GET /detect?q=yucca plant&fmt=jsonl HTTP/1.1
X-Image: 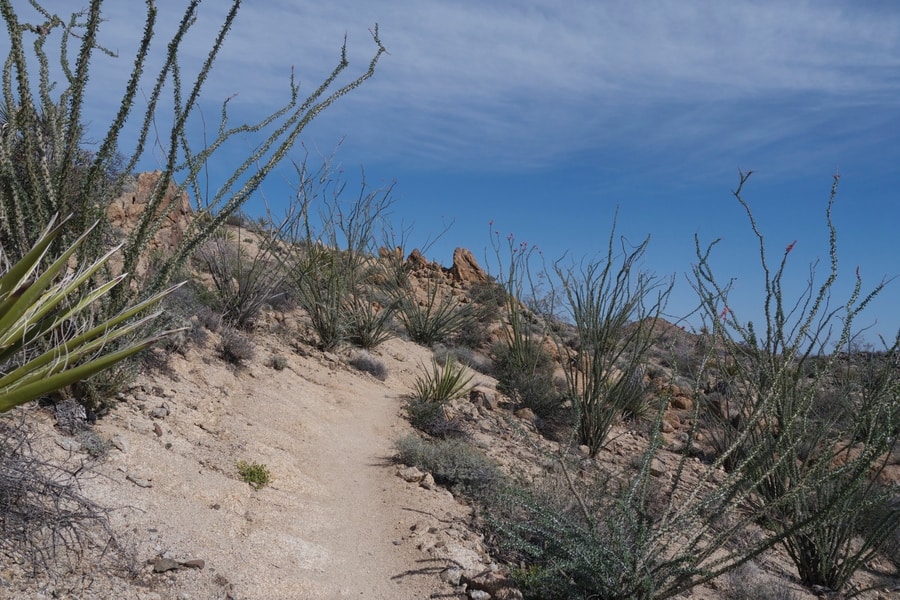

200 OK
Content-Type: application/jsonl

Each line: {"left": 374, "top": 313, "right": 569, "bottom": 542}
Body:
{"left": 412, "top": 356, "right": 474, "bottom": 405}
{"left": 0, "top": 214, "right": 181, "bottom": 413}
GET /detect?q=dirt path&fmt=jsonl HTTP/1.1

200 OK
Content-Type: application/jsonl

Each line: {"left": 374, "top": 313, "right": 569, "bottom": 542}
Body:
{"left": 6, "top": 336, "right": 472, "bottom": 599}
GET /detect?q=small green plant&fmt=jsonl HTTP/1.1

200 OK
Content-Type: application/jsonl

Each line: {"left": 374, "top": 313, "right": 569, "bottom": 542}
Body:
{"left": 75, "top": 430, "right": 112, "bottom": 459}
{"left": 412, "top": 356, "right": 473, "bottom": 404}
{"left": 236, "top": 460, "right": 271, "bottom": 489}
{"left": 269, "top": 354, "right": 288, "bottom": 371}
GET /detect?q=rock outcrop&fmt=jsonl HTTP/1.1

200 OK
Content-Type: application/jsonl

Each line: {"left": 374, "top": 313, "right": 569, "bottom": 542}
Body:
{"left": 106, "top": 171, "right": 193, "bottom": 276}
{"left": 448, "top": 247, "right": 489, "bottom": 284}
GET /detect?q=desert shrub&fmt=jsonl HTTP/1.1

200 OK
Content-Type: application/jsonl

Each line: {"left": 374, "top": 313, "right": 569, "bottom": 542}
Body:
{"left": 405, "top": 355, "right": 472, "bottom": 437}
{"left": 194, "top": 218, "right": 293, "bottom": 330}
{"left": 553, "top": 220, "right": 671, "bottom": 456}
{"left": 492, "top": 337, "right": 562, "bottom": 417}
{"left": 483, "top": 176, "right": 900, "bottom": 599}
{"left": 75, "top": 430, "right": 112, "bottom": 459}
{"left": 289, "top": 160, "right": 397, "bottom": 350}
{"left": 269, "top": 355, "right": 288, "bottom": 371}
{"left": 345, "top": 295, "right": 397, "bottom": 350}
{"left": 488, "top": 466, "right": 666, "bottom": 600}
{"left": 723, "top": 564, "right": 800, "bottom": 600}
{"left": 396, "top": 279, "right": 478, "bottom": 345}
{"left": 349, "top": 351, "right": 389, "bottom": 381}
{"left": 405, "top": 398, "right": 461, "bottom": 437}
{"left": 433, "top": 344, "right": 493, "bottom": 375}
{"left": 412, "top": 356, "right": 473, "bottom": 404}
{"left": 293, "top": 245, "right": 354, "bottom": 350}
{"left": 692, "top": 172, "right": 900, "bottom": 592}
{"left": 394, "top": 435, "right": 503, "bottom": 494}
{"left": 468, "top": 279, "right": 509, "bottom": 320}
{"left": 217, "top": 328, "right": 255, "bottom": 365}
{"left": 236, "top": 460, "right": 271, "bottom": 489}
{"left": 0, "top": 417, "right": 124, "bottom": 575}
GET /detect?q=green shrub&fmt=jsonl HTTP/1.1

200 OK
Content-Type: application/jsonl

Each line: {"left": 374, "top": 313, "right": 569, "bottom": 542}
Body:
{"left": 195, "top": 223, "right": 292, "bottom": 330}
{"left": 412, "top": 356, "right": 473, "bottom": 404}
{"left": 553, "top": 219, "right": 671, "bottom": 456}
{"left": 692, "top": 172, "right": 900, "bottom": 592}
{"left": 396, "top": 280, "right": 478, "bottom": 345}
{"left": 236, "top": 460, "right": 271, "bottom": 489}
{"left": 345, "top": 294, "right": 397, "bottom": 350}
{"left": 269, "top": 354, "right": 288, "bottom": 371}
{"left": 394, "top": 435, "right": 502, "bottom": 494}
{"left": 492, "top": 337, "right": 562, "bottom": 417}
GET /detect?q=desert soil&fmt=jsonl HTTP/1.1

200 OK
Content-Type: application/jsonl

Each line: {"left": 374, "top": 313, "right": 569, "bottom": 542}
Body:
{"left": 2, "top": 333, "right": 483, "bottom": 599}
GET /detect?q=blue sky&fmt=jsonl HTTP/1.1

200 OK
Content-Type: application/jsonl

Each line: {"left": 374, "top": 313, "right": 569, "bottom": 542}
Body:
{"left": 10, "top": 1, "right": 900, "bottom": 344}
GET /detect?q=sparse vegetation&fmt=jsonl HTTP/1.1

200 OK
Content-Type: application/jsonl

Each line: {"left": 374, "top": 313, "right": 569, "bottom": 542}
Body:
{"left": 349, "top": 351, "right": 389, "bottom": 381}
{"left": 396, "top": 279, "right": 478, "bottom": 345}
{"left": 236, "top": 460, "right": 271, "bottom": 489}
{"left": 217, "top": 327, "right": 255, "bottom": 366}
{"left": 553, "top": 219, "right": 671, "bottom": 455}
{"left": 0, "top": 417, "right": 124, "bottom": 577}
{"left": 394, "top": 435, "right": 503, "bottom": 494}
{"left": 0, "top": 0, "right": 386, "bottom": 401}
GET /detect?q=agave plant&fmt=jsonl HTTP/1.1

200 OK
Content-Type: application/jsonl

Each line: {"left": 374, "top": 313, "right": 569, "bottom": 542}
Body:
{"left": 0, "top": 214, "right": 182, "bottom": 413}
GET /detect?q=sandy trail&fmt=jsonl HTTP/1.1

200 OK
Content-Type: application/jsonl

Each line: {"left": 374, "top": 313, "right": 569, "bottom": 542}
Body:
{"left": 8, "top": 336, "right": 467, "bottom": 600}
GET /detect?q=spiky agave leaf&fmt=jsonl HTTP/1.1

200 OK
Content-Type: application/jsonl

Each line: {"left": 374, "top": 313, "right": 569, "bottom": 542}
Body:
{"left": 0, "top": 214, "right": 184, "bottom": 413}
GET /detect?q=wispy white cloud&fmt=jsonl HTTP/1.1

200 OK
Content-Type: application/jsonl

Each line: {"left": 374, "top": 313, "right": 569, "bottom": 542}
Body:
{"left": 7, "top": 1, "right": 900, "bottom": 175}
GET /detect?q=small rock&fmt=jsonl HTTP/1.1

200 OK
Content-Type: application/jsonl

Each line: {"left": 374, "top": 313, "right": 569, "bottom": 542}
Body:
{"left": 398, "top": 466, "right": 425, "bottom": 483}
{"left": 670, "top": 395, "right": 693, "bottom": 411}
{"left": 153, "top": 423, "right": 163, "bottom": 437}
{"left": 420, "top": 473, "right": 437, "bottom": 490}
{"left": 134, "top": 392, "right": 151, "bottom": 403}
{"left": 440, "top": 567, "right": 463, "bottom": 586}
{"left": 464, "top": 572, "right": 514, "bottom": 596}
{"left": 649, "top": 458, "right": 667, "bottom": 477}
{"left": 150, "top": 406, "right": 169, "bottom": 419}
{"left": 151, "top": 557, "right": 180, "bottom": 573}
{"left": 127, "top": 474, "right": 153, "bottom": 488}
{"left": 180, "top": 559, "right": 205, "bottom": 570}
{"left": 470, "top": 386, "right": 498, "bottom": 410}
{"left": 577, "top": 444, "right": 591, "bottom": 457}
{"left": 514, "top": 408, "right": 535, "bottom": 422}
{"left": 468, "top": 591, "right": 491, "bottom": 600}
{"left": 111, "top": 435, "right": 129, "bottom": 452}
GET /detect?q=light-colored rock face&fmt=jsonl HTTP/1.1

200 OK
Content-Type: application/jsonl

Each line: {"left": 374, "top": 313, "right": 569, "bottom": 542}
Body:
{"left": 106, "top": 170, "right": 193, "bottom": 277}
